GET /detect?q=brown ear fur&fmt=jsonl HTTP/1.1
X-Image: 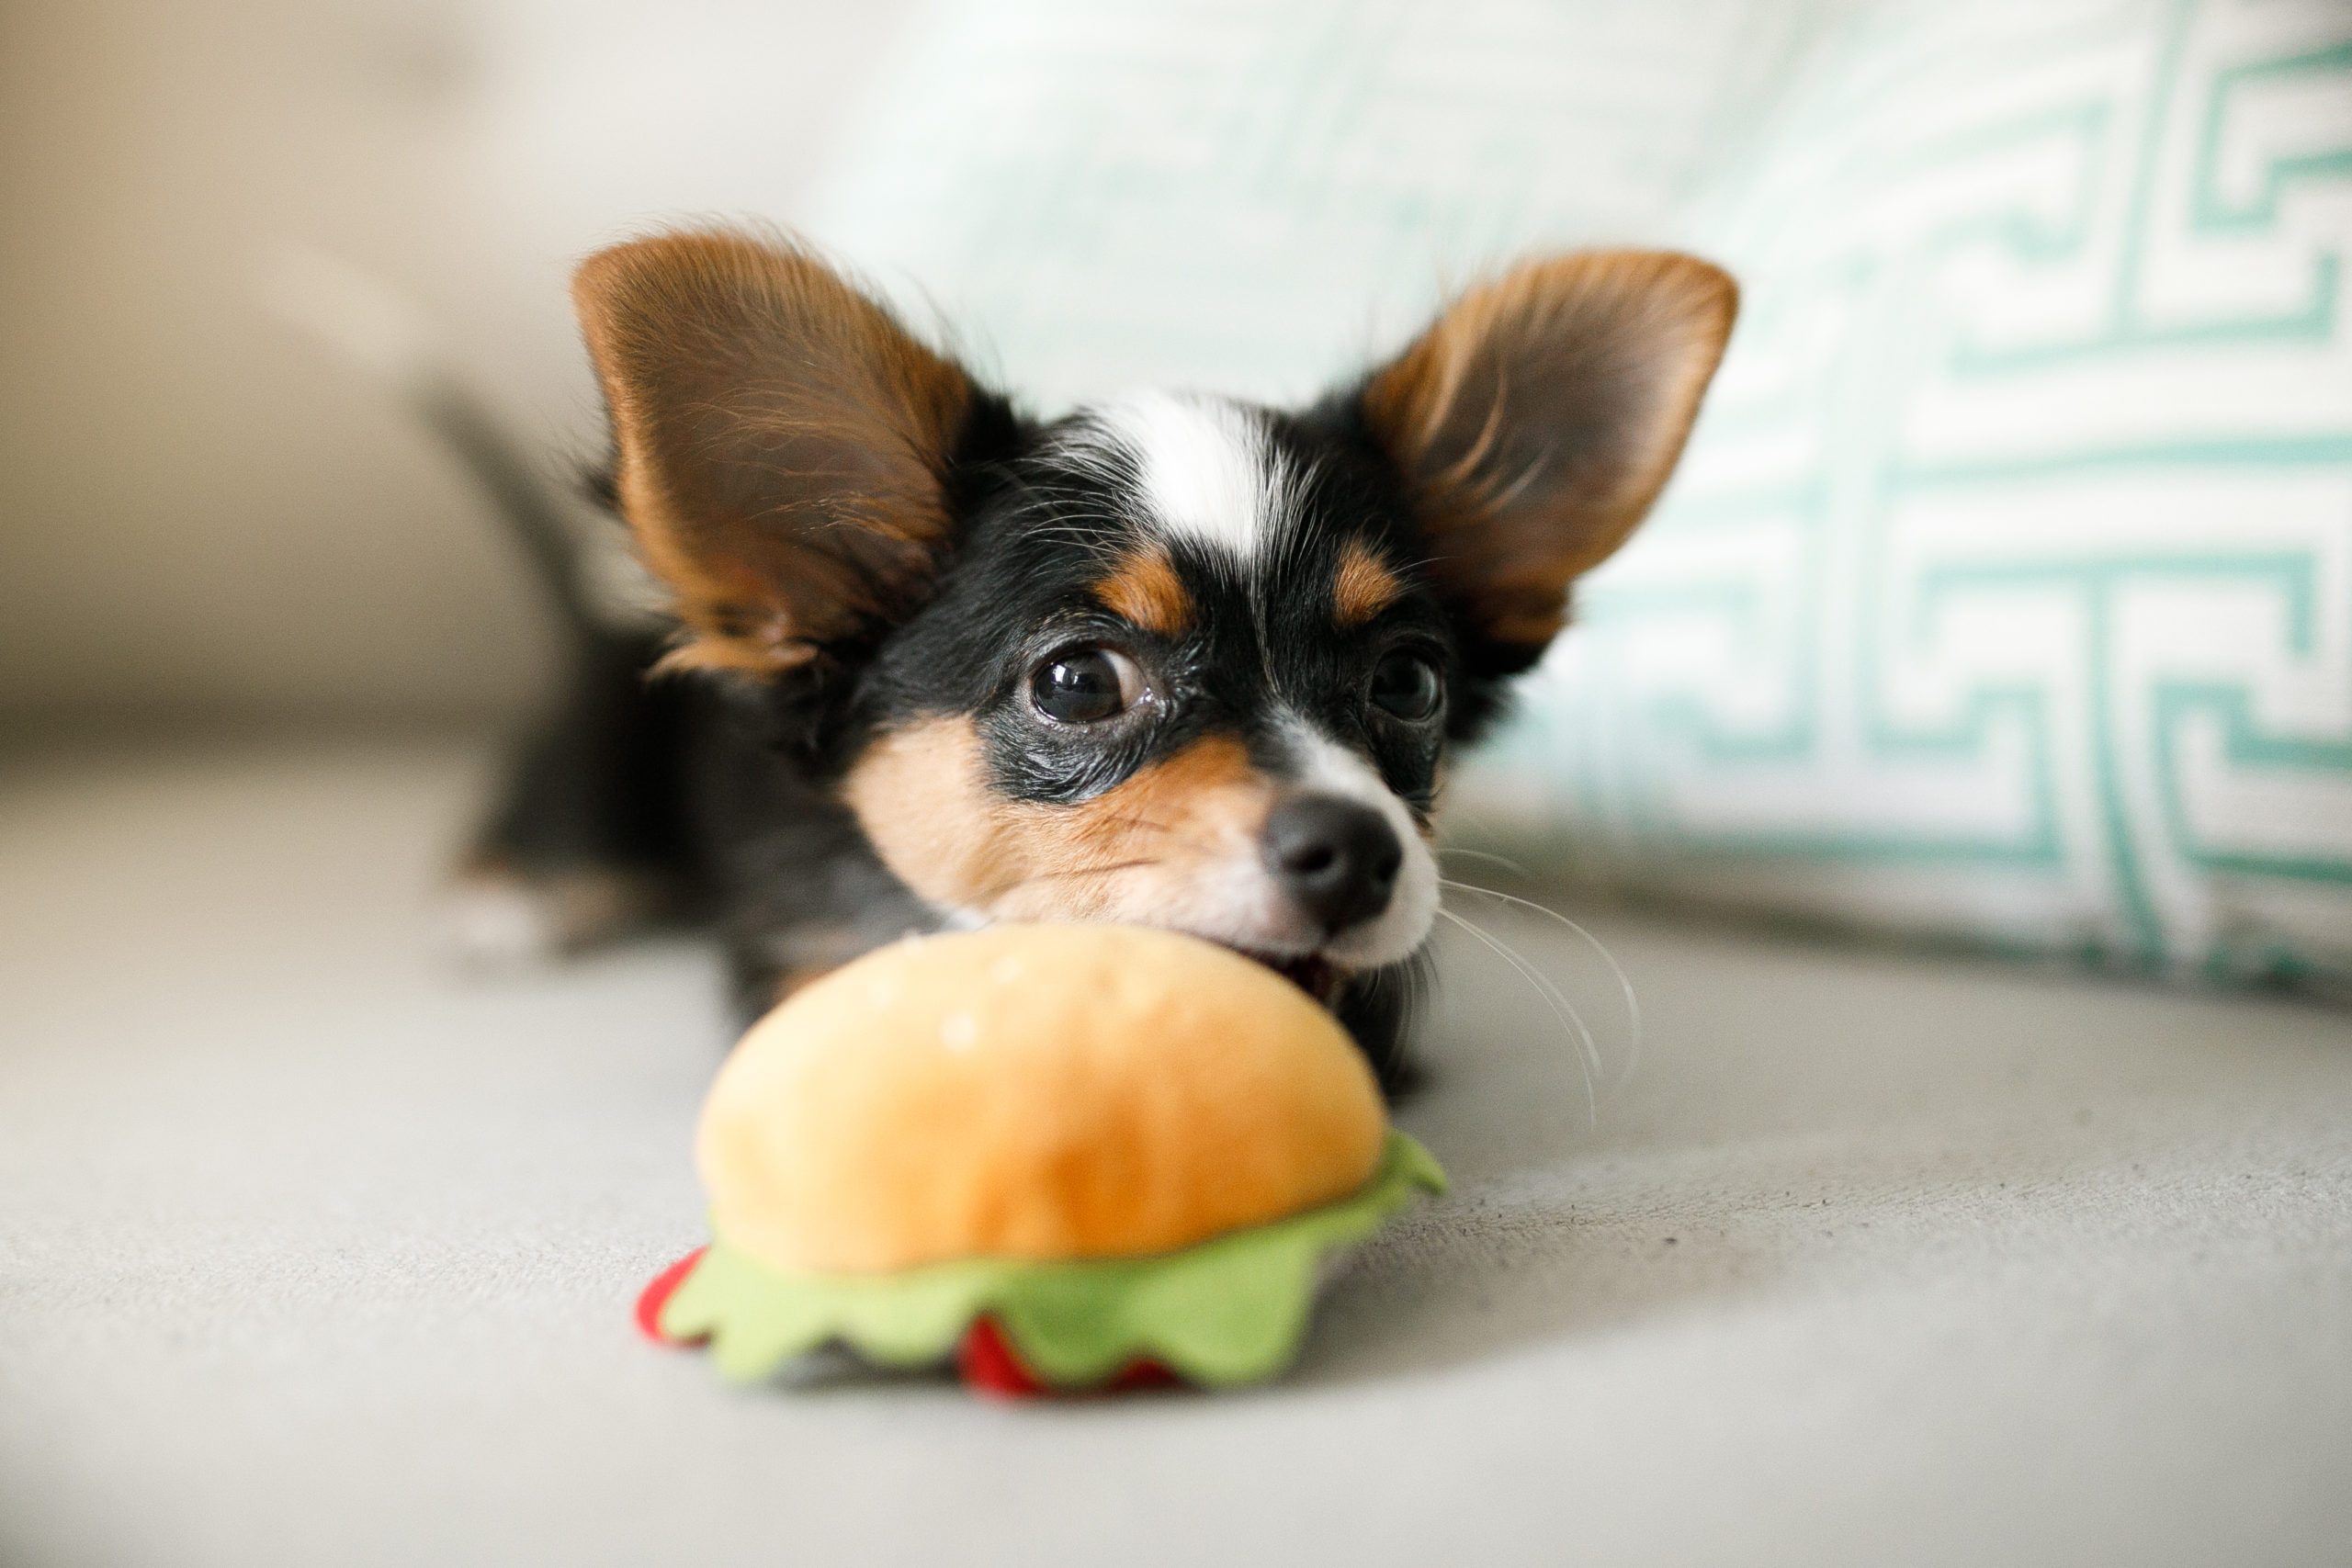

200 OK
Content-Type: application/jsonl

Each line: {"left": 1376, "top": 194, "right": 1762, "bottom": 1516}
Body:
{"left": 1363, "top": 251, "right": 1737, "bottom": 655}
{"left": 571, "top": 229, "right": 978, "bottom": 675}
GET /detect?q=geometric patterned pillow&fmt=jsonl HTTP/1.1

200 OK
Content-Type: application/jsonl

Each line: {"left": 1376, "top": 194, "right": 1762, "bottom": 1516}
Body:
{"left": 1464, "top": 0, "right": 2352, "bottom": 989}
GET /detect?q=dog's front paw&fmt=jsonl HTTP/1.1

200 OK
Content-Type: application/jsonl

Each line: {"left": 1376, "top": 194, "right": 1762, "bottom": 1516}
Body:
{"left": 435, "top": 860, "right": 669, "bottom": 969}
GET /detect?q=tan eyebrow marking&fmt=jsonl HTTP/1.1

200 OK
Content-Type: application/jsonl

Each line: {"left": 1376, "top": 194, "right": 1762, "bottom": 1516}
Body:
{"left": 1332, "top": 541, "right": 1403, "bottom": 626}
{"left": 1090, "top": 544, "right": 1193, "bottom": 636}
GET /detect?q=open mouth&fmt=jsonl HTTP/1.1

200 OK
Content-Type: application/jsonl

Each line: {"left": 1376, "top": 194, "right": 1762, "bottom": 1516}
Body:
{"left": 1227, "top": 946, "right": 1342, "bottom": 1007}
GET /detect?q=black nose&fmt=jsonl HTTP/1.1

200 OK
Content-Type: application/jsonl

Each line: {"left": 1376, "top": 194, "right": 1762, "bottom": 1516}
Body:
{"left": 1261, "top": 794, "right": 1404, "bottom": 933}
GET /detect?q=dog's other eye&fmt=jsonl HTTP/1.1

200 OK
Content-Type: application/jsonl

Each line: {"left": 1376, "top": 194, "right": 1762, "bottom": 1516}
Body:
{"left": 1369, "top": 649, "right": 1443, "bottom": 722}
{"left": 1030, "top": 645, "right": 1146, "bottom": 725}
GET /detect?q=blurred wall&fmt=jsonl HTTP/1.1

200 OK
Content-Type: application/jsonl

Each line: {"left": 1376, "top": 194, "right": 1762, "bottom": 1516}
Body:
{"left": 0, "top": 0, "right": 916, "bottom": 725}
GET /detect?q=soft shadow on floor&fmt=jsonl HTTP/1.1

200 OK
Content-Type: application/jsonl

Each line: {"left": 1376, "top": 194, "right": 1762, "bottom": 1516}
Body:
{"left": 1277, "top": 891, "right": 2352, "bottom": 1389}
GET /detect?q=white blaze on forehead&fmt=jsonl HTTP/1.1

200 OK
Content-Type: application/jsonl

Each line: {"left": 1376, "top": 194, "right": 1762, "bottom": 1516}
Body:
{"left": 1080, "top": 390, "right": 1293, "bottom": 566}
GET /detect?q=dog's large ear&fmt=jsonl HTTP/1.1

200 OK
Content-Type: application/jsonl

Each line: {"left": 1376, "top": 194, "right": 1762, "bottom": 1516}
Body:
{"left": 572, "top": 229, "right": 1001, "bottom": 676}
{"left": 1358, "top": 252, "right": 1736, "bottom": 673}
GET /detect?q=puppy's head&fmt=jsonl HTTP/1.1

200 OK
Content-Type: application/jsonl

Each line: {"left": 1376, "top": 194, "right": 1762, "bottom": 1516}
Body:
{"left": 573, "top": 230, "right": 1734, "bottom": 998}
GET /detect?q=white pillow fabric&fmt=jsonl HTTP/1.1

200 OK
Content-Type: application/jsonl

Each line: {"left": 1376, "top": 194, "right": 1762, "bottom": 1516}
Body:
{"left": 808, "top": 0, "right": 1822, "bottom": 405}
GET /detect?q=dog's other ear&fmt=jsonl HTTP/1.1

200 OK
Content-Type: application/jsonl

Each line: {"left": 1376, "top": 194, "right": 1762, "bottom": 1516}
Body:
{"left": 1358, "top": 251, "right": 1736, "bottom": 675}
{"left": 573, "top": 229, "right": 1002, "bottom": 676}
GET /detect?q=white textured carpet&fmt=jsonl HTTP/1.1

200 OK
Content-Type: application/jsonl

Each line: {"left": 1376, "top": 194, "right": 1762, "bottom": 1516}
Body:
{"left": 4, "top": 736, "right": 2349, "bottom": 1568}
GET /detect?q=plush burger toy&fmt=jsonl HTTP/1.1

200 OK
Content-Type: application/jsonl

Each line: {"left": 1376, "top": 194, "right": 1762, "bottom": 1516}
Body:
{"left": 637, "top": 923, "right": 1445, "bottom": 1395}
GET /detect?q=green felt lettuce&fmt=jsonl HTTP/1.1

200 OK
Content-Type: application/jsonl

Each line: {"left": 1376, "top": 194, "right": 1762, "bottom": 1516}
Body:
{"left": 662, "top": 1131, "right": 1445, "bottom": 1388}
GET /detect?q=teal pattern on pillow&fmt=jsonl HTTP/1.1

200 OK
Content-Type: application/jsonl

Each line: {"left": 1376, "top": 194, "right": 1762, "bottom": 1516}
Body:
{"left": 1469, "top": 0, "right": 2352, "bottom": 984}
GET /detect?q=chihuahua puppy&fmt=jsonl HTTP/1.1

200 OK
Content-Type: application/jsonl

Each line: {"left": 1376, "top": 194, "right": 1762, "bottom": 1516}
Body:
{"left": 453, "top": 228, "right": 1734, "bottom": 1087}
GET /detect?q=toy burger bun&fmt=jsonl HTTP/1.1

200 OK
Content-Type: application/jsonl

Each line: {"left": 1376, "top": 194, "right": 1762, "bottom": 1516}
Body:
{"left": 703, "top": 923, "right": 1392, "bottom": 1272}
{"left": 640, "top": 923, "right": 1444, "bottom": 1394}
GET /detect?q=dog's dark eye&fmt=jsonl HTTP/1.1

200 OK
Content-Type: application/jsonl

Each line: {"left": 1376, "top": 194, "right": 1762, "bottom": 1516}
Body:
{"left": 1369, "top": 650, "right": 1442, "bottom": 722}
{"left": 1030, "top": 646, "right": 1146, "bottom": 725}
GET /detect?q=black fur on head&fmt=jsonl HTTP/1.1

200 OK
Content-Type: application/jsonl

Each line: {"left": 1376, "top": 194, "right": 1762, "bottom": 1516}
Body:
{"left": 571, "top": 226, "right": 1735, "bottom": 1033}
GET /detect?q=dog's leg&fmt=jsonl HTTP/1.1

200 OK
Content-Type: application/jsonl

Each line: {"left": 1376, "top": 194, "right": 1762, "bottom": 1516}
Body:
{"left": 442, "top": 629, "right": 694, "bottom": 965}
{"left": 1334, "top": 958, "right": 1430, "bottom": 1100}
{"left": 710, "top": 832, "right": 944, "bottom": 1032}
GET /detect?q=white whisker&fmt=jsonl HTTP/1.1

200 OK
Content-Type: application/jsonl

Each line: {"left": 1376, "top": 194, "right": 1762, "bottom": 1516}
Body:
{"left": 1438, "top": 878, "right": 1643, "bottom": 1089}
{"left": 1435, "top": 905, "right": 1598, "bottom": 1128}
{"left": 1438, "top": 845, "right": 1532, "bottom": 879}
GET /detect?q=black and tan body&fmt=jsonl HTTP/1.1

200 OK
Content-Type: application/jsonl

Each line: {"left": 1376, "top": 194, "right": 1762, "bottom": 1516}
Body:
{"left": 458, "top": 229, "right": 1736, "bottom": 1087}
